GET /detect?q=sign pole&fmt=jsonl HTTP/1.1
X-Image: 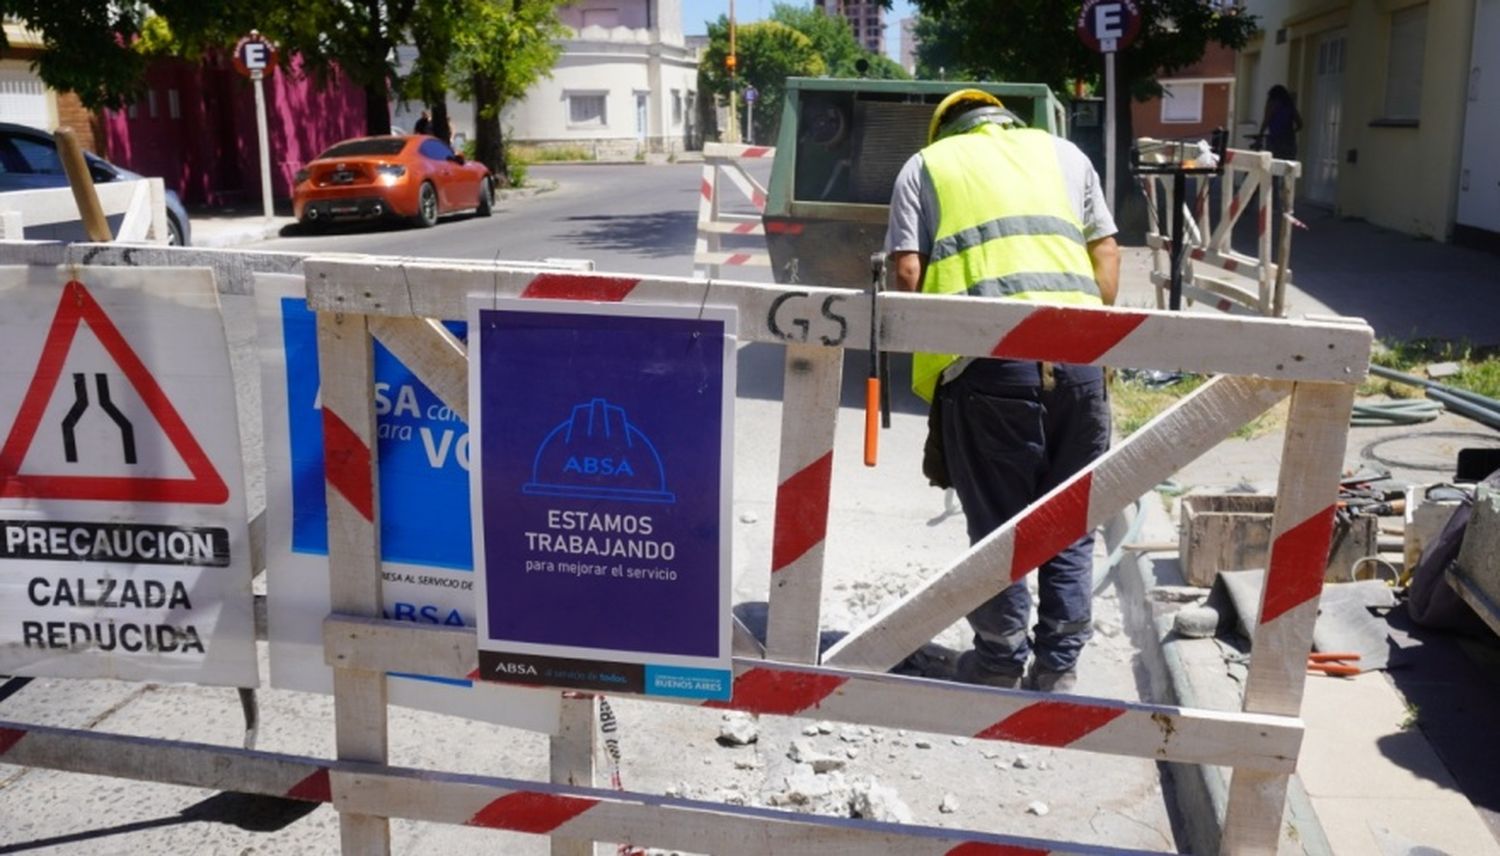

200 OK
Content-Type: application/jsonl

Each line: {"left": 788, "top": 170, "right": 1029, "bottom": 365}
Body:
{"left": 252, "top": 69, "right": 273, "bottom": 222}
{"left": 746, "top": 96, "right": 754, "bottom": 146}
{"left": 1104, "top": 49, "right": 1117, "bottom": 215}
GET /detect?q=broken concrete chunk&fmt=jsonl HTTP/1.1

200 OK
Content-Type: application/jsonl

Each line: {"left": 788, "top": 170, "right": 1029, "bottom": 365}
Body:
{"left": 1026, "top": 801, "right": 1050, "bottom": 816}
{"left": 801, "top": 724, "right": 821, "bottom": 736}
{"left": 1012, "top": 753, "right": 1032, "bottom": 769}
{"left": 848, "top": 779, "right": 914, "bottom": 824}
{"left": 1174, "top": 605, "right": 1221, "bottom": 638}
{"left": 914, "top": 739, "right": 933, "bottom": 749}
{"left": 940, "top": 793, "right": 959, "bottom": 814}
{"left": 816, "top": 721, "right": 834, "bottom": 734}
{"left": 717, "top": 712, "right": 759, "bottom": 746}
{"left": 950, "top": 736, "right": 968, "bottom": 746}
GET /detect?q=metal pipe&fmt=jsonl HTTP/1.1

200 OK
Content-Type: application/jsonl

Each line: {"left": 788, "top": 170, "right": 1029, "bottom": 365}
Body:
{"left": 1424, "top": 389, "right": 1500, "bottom": 431}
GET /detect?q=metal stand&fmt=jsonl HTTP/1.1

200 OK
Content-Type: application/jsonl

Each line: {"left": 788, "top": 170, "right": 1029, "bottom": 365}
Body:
{"left": 1131, "top": 130, "right": 1228, "bottom": 311}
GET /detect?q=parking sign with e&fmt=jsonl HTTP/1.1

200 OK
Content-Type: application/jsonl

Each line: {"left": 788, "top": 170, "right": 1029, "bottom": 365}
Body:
{"left": 1076, "top": 0, "right": 1141, "bottom": 54}
{"left": 233, "top": 32, "right": 277, "bottom": 78}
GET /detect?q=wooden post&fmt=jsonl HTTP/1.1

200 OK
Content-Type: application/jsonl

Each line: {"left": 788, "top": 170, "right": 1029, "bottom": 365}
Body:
{"left": 316, "top": 311, "right": 391, "bottom": 854}
{"left": 54, "top": 128, "right": 112, "bottom": 242}
{"left": 764, "top": 344, "right": 842, "bottom": 663}
{"left": 1220, "top": 381, "right": 1356, "bottom": 855}
{"left": 551, "top": 694, "right": 598, "bottom": 856}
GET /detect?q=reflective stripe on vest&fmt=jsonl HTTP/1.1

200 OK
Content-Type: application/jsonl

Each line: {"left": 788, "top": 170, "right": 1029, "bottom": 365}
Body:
{"left": 912, "top": 124, "right": 1101, "bottom": 402}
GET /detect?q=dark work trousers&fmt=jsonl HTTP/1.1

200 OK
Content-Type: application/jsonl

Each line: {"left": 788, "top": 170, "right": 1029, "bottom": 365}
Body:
{"left": 937, "top": 358, "right": 1111, "bottom": 675}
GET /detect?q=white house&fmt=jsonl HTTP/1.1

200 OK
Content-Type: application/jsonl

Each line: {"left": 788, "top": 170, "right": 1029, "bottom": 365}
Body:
{"left": 502, "top": 0, "right": 701, "bottom": 159}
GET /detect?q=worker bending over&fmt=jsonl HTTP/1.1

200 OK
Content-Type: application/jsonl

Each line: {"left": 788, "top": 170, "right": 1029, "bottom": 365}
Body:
{"left": 885, "top": 89, "right": 1121, "bottom": 692}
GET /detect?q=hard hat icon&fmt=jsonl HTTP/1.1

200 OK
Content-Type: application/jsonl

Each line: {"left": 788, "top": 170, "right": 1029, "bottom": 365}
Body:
{"left": 523, "top": 398, "right": 676, "bottom": 504}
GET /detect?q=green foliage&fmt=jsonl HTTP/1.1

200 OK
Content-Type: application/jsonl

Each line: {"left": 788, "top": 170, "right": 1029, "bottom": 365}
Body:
{"left": 1364, "top": 339, "right": 1500, "bottom": 400}
{"left": 910, "top": 1, "right": 1257, "bottom": 97}
{"left": 700, "top": 18, "right": 827, "bottom": 143}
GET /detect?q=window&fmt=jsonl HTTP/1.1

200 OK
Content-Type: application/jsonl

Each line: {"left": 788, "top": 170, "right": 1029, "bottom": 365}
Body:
{"left": 1160, "top": 81, "right": 1204, "bottom": 123}
{"left": 672, "top": 89, "right": 683, "bottom": 125}
{"left": 147, "top": 89, "right": 158, "bottom": 119}
{"left": 1382, "top": 4, "right": 1426, "bottom": 121}
{"left": 0, "top": 133, "right": 64, "bottom": 175}
{"left": 419, "top": 138, "right": 456, "bottom": 161}
{"left": 168, "top": 89, "right": 181, "bottom": 119}
{"left": 568, "top": 92, "right": 608, "bottom": 127}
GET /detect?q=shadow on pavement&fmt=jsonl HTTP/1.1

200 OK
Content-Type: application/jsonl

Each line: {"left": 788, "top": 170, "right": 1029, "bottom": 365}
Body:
{"left": 0, "top": 791, "right": 321, "bottom": 853}
{"left": 557, "top": 211, "right": 698, "bottom": 260}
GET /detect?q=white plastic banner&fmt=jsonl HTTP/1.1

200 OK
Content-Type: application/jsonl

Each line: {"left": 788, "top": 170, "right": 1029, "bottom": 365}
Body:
{"left": 256, "top": 274, "right": 560, "bottom": 733}
{"left": 0, "top": 265, "right": 257, "bottom": 686}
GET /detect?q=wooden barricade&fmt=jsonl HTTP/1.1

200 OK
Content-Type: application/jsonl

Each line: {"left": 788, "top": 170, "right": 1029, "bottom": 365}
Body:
{"left": 0, "top": 241, "right": 1374, "bottom": 855}
{"left": 1137, "top": 139, "right": 1302, "bottom": 318}
{"left": 0, "top": 178, "right": 170, "bottom": 243}
{"left": 693, "top": 142, "right": 774, "bottom": 279}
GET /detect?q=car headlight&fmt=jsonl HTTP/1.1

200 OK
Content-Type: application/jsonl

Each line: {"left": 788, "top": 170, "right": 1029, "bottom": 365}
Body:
{"left": 376, "top": 164, "right": 406, "bottom": 185}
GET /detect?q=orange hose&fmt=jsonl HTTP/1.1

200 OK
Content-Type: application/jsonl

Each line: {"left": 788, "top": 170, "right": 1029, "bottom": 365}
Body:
{"left": 864, "top": 377, "right": 879, "bottom": 467}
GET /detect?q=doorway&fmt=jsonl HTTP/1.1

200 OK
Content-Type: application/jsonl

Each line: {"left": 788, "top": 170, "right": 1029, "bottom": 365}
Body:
{"left": 1304, "top": 29, "right": 1346, "bottom": 206}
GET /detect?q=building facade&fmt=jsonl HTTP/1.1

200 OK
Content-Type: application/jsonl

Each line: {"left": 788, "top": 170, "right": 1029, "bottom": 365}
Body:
{"left": 1237, "top": 0, "right": 1492, "bottom": 244}
{"left": 899, "top": 17, "right": 917, "bottom": 75}
{"left": 500, "top": 0, "right": 701, "bottom": 159}
{"left": 1131, "top": 42, "right": 1238, "bottom": 147}
{"left": 1, "top": 22, "right": 98, "bottom": 151}
{"left": 815, "top": 0, "right": 885, "bottom": 54}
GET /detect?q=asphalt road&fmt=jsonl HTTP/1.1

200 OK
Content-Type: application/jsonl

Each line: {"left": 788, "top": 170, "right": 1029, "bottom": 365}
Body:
{"left": 256, "top": 163, "right": 773, "bottom": 280}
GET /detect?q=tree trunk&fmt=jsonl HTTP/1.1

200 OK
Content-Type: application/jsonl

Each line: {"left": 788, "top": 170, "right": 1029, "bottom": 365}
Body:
{"left": 473, "top": 72, "right": 506, "bottom": 181}
{"left": 431, "top": 99, "right": 453, "bottom": 146}
{"left": 365, "top": 82, "right": 392, "bottom": 136}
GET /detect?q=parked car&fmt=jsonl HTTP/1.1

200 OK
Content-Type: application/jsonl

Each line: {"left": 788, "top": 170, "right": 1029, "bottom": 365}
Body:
{"left": 0, "top": 122, "right": 190, "bottom": 245}
{"left": 292, "top": 135, "right": 493, "bottom": 229}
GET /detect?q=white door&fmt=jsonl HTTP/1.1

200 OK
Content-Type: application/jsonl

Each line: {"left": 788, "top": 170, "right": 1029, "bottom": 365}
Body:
{"left": 0, "top": 66, "right": 52, "bottom": 131}
{"left": 635, "top": 93, "right": 648, "bottom": 143}
{"left": 1305, "top": 30, "right": 1346, "bottom": 206}
{"left": 1458, "top": 0, "right": 1500, "bottom": 233}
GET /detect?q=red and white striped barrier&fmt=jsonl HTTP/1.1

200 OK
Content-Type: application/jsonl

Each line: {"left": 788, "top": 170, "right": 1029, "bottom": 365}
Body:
{"left": 694, "top": 143, "right": 774, "bottom": 278}
{"left": 1137, "top": 139, "right": 1302, "bottom": 318}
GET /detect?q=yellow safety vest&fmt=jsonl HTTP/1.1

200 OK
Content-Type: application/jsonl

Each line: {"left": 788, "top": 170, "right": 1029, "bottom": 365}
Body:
{"left": 912, "top": 123, "right": 1102, "bottom": 402}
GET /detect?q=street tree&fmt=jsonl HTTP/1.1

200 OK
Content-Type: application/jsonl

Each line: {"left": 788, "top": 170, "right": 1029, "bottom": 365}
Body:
{"left": 451, "top": 0, "right": 567, "bottom": 183}
{"left": 910, "top": 0, "right": 1257, "bottom": 222}
{"left": 699, "top": 19, "right": 826, "bottom": 144}
{"left": 769, "top": 4, "right": 909, "bottom": 80}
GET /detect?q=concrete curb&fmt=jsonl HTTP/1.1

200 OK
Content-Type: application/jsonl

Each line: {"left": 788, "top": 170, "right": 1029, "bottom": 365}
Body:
{"left": 1112, "top": 496, "right": 1333, "bottom": 856}
{"left": 191, "top": 218, "right": 293, "bottom": 249}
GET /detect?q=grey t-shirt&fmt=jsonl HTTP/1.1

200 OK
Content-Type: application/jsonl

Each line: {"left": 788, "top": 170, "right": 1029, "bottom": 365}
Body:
{"left": 884, "top": 133, "right": 1117, "bottom": 256}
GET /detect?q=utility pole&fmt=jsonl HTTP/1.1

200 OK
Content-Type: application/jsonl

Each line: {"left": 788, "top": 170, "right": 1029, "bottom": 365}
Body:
{"left": 727, "top": 0, "right": 741, "bottom": 143}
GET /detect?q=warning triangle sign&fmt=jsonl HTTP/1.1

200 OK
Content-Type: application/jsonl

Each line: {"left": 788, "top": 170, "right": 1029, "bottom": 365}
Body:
{"left": 0, "top": 280, "right": 229, "bottom": 505}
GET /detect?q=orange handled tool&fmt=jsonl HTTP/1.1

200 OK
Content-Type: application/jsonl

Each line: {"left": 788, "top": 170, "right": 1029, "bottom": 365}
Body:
{"left": 1307, "top": 652, "right": 1361, "bottom": 677}
{"left": 864, "top": 253, "right": 885, "bottom": 467}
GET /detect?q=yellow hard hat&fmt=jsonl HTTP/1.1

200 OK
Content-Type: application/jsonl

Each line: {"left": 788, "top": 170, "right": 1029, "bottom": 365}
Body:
{"left": 928, "top": 88, "right": 1006, "bottom": 145}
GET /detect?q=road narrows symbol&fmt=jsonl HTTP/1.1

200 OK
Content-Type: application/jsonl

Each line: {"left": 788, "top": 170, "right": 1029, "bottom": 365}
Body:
{"left": 0, "top": 280, "right": 227, "bottom": 504}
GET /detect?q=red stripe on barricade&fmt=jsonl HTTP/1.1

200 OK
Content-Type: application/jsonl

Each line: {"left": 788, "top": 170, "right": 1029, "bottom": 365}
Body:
{"left": 700, "top": 179, "right": 712, "bottom": 201}
{"left": 1224, "top": 258, "right": 1239, "bottom": 272}
{"left": 1011, "top": 475, "right": 1093, "bottom": 582}
{"left": 946, "top": 843, "right": 1049, "bottom": 856}
{"left": 1259, "top": 205, "right": 1269, "bottom": 236}
{"left": 467, "top": 791, "right": 598, "bottom": 833}
{"left": 521, "top": 274, "right": 639, "bottom": 302}
{"left": 732, "top": 222, "right": 758, "bottom": 234}
{"left": 742, "top": 146, "right": 772, "bottom": 158}
{"left": 765, "top": 220, "right": 804, "bottom": 235}
{"left": 284, "top": 768, "right": 332, "bottom": 802}
{"left": 704, "top": 668, "right": 846, "bottom": 716}
{"left": 1230, "top": 198, "right": 1242, "bottom": 219}
{"left": 752, "top": 191, "right": 766, "bottom": 210}
{"left": 1217, "top": 299, "right": 1234, "bottom": 312}
{"left": 1261, "top": 505, "right": 1336, "bottom": 624}
{"left": 322, "top": 409, "right": 373, "bottom": 522}
{"left": 0, "top": 726, "right": 24, "bottom": 755}
{"left": 990, "top": 307, "right": 1147, "bottom": 364}
{"left": 771, "top": 452, "right": 833, "bottom": 572}
{"left": 1190, "top": 248, "right": 1204, "bottom": 261}
{"left": 974, "top": 701, "right": 1125, "bottom": 747}
{"left": 725, "top": 253, "right": 752, "bottom": 266}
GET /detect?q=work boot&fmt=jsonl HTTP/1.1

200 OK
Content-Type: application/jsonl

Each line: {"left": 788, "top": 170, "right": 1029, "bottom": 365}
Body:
{"left": 1025, "top": 666, "right": 1077, "bottom": 694}
{"left": 954, "top": 650, "right": 1023, "bottom": 689}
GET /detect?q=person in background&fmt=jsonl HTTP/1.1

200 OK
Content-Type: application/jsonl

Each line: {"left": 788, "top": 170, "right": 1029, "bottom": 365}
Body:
{"left": 884, "top": 89, "right": 1120, "bottom": 693}
{"left": 1258, "top": 85, "right": 1302, "bottom": 160}
{"left": 414, "top": 109, "right": 432, "bottom": 136}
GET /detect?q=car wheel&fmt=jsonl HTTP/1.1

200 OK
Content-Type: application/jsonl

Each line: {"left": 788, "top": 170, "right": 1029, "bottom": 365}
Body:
{"left": 476, "top": 178, "right": 493, "bottom": 217}
{"left": 167, "top": 214, "right": 186, "bottom": 246}
{"left": 414, "top": 181, "right": 439, "bottom": 228}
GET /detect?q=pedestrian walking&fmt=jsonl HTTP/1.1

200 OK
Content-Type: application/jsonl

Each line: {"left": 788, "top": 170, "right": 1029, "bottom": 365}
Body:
{"left": 885, "top": 89, "right": 1121, "bottom": 692}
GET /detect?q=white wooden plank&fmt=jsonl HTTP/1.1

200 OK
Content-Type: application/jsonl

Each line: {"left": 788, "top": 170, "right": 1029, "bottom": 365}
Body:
{"left": 368, "top": 315, "right": 469, "bottom": 423}
{"left": 0, "top": 243, "right": 306, "bottom": 295}
{"left": 551, "top": 695, "right": 598, "bottom": 856}
{"left": 114, "top": 179, "right": 154, "bottom": 242}
{"left": 316, "top": 310, "right": 391, "bottom": 854}
{"left": 303, "top": 258, "right": 1373, "bottom": 383}
{"left": 821, "top": 376, "right": 1293, "bottom": 673}
{"left": 319, "top": 616, "right": 1304, "bottom": 773}
{"left": 765, "top": 344, "right": 842, "bottom": 664}
{"left": 0, "top": 180, "right": 151, "bottom": 228}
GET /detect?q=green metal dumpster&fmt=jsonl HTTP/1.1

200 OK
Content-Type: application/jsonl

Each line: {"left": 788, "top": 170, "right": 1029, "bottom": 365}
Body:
{"left": 763, "top": 77, "right": 1068, "bottom": 288}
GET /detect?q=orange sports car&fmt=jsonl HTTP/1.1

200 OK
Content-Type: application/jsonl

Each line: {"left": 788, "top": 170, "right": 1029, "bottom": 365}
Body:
{"left": 292, "top": 135, "right": 493, "bottom": 229}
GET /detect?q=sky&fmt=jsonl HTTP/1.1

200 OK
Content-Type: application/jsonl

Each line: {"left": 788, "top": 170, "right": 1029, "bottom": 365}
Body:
{"left": 680, "top": 0, "right": 917, "bottom": 63}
